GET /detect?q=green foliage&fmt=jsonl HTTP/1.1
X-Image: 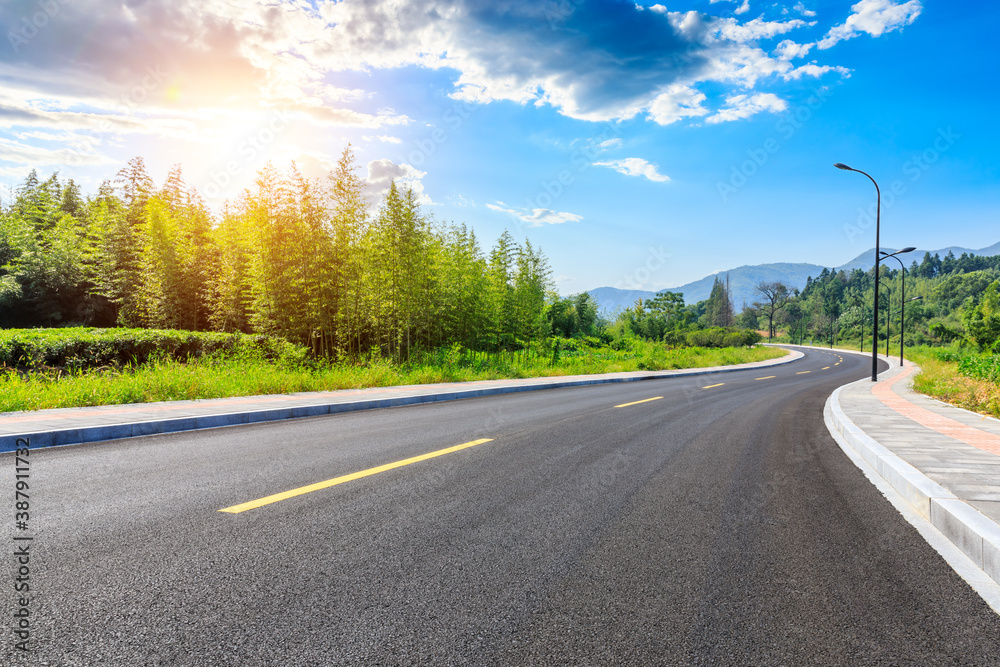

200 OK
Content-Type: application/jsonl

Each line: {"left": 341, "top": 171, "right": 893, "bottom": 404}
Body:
{"left": 0, "top": 339, "right": 787, "bottom": 412}
{"left": 0, "top": 152, "right": 555, "bottom": 361}
{"left": 908, "top": 345, "right": 1000, "bottom": 419}
{"left": 685, "top": 327, "right": 761, "bottom": 348}
{"left": 766, "top": 255, "right": 1000, "bottom": 352}
{"left": 958, "top": 355, "right": 1000, "bottom": 383}
{"left": 963, "top": 280, "right": 1000, "bottom": 352}
{"left": 703, "top": 277, "right": 734, "bottom": 327}
{"left": 0, "top": 327, "right": 301, "bottom": 370}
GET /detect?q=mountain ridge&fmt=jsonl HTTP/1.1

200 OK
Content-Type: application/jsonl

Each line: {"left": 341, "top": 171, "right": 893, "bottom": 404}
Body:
{"left": 587, "top": 242, "right": 1000, "bottom": 315}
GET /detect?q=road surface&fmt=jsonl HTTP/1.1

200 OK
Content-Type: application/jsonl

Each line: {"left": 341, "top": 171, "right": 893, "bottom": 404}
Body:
{"left": 4, "top": 346, "right": 1000, "bottom": 665}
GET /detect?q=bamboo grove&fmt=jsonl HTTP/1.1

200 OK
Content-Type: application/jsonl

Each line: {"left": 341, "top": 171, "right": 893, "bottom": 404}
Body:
{"left": 0, "top": 149, "right": 557, "bottom": 361}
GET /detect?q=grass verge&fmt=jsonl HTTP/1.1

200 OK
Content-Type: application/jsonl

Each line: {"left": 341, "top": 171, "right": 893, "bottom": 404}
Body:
{"left": 907, "top": 346, "right": 1000, "bottom": 419}
{"left": 0, "top": 341, "right": 786, "bottom": 412}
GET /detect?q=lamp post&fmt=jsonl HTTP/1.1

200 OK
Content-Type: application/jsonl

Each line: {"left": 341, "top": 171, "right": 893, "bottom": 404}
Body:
{"left": 892, "top": 296, "right": 924, "bottom": 366}
{"left": 836, "top": 163, "right": 881, "bottom": 381}
{"left": 879, "top": 247, "right": 917, "bottom": 366}
{"left": 878, "top": 283, "right": 892, "bottom": 357}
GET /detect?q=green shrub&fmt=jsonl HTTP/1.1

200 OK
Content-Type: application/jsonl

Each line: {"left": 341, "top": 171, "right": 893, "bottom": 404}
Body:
{"left": 684, "top": 327, "right": 760, "bottom": 349}
{"left": 958, "top": 355, "right": 1000, "bottom": 383}
{"left": 0, "top": 327, "right": 304, "bottom": 370}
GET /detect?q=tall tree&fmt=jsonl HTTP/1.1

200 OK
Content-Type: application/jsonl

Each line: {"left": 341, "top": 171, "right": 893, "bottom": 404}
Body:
{"left": 754, "top": 281, "right": 791, "bottom": 341}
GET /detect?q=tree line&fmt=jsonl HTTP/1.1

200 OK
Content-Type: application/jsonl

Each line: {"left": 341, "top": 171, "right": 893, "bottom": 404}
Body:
{"left": 724, "top": 252, "right": 1000, "bottom": 353}
{"left": 0, "top": 149, "right": 558, "bottom": 361}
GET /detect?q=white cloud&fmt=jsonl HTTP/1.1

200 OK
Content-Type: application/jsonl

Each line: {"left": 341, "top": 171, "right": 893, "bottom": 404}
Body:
{"left": 366, "top": 158, "right": 431, "bottom": 204}
{"left": 709, "top": 0, "right": 751, "bottom": 15}
{"left": 706, "top": 93, "right": 787, "bottom": 123}
{"left": 819, "top": 0, "right": 922, "bottom": 50}
{"left": 0, "top": 0, "right": 920, "bottom": 173}
{"left": 713, "top": 17, "right": 809, "bottom": 43}
{"left": 0, "top": 135, "right": 115, "bottom": 167}
{"left": 594, "top": 158, "right": 670, "bottom": 183}
{"left": 794, "top": 2, "right": 817, "bottom": 18}
{"left": 647, "top": 85, "right": 709, "bottom": 125}
{"left": 487, "top": 202, "right": 583, "bottom": 226}
{"left": 363, "top": 135, "right": 403, "bottom": 144}
{"left": 312, "top": 1, "right": 823, "bottom": 126}
{"left": 599, "top": 138, "right": 623, "bottom": 150}
{"left": 784, "top": 63, "right": 851, "bottom": 80}
{"left": 774, "top": 39, "right": 814, "bottom": 60}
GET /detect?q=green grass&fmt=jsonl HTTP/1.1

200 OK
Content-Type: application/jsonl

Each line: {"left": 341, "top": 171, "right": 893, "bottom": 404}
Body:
{"left": 907, "top": 346, "right": 1000, "bottom": 419}
{"left": 0, "top": 340, "right": 786, "bottom": 412}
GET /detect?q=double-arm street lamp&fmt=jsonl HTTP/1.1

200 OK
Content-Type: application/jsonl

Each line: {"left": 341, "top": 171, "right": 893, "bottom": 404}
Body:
{"left": 880, "top": 247, "right": 917, "bottom": 365}
{"left": 835, "top": 163, "right": 881, "bottom": 381}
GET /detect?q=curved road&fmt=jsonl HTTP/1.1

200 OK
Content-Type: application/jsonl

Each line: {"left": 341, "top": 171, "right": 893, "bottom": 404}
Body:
{"left": 4, "top": 347, "right": 1000, "bottom": 665}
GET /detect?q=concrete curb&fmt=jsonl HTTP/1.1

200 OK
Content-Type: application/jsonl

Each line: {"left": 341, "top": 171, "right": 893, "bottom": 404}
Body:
{"left": 1, "top": 347, "right": 803, "bottom": 452}
{"left": 823, "top": 353, "right": 1000, "bottom": 591}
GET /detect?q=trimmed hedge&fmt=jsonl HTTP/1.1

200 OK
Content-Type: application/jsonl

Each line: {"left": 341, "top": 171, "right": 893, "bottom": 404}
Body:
{"left": 0, "top": 328, "right": 305, "bottom": 370}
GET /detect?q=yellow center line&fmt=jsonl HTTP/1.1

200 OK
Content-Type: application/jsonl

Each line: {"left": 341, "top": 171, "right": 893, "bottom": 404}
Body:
{"left": 755, "top": 376, "right": 776, "bottom": 380}
{"left": 219, "top": 438, "right": 494, "bottom": 514}
{"left": 702, "top": 383, "right": 725, "bottom": 389}
{"left": 822, "top": 366, "right": 831, "bottom": 370}
{"left": 615, "top": 396, "right": 663, "bottom": 408}
{"left": 796, "top": 371, "right": 811, "bottom": 374}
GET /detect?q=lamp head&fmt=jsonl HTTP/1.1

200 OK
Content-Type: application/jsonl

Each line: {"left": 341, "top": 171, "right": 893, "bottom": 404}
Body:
{"left": 834, "top": 163, "right": 853, "bottom": 171}
{"left": 900, "top": 246, "right": 917, "bottom": 253}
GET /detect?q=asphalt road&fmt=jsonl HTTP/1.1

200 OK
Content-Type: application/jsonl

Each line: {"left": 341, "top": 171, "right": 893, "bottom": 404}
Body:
{"left": 4, "top": 346, "right": 1000, "bottom": 665}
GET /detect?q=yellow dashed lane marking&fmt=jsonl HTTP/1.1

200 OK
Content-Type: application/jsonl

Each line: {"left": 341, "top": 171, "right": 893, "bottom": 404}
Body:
{"left": 703, "top": 383, "right": 725, "bottom": 389}
{"left": 796, "top": 371, "right": 811, "bottom": 374}
{"left": 822, "top": 366, "right": 831, "bottom": 370}
{"left": 615, "top": 396, "right": 663, "bottom": 408}
{"left": 755, "top": 376, "right": 776, "bottom": 380}
{"left": 220, "top": 438, "right": 494, "bottom": 513}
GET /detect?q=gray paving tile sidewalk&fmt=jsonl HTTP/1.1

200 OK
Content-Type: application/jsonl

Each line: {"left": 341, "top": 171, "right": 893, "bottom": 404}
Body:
{"left": 838, "top": 368, "right": 1000, "bottom": 523}
{"left": 0, "top": 348, "right": 801, "bottom": 452}
{"left": 827, "top": 351, "right": 1000, "bottom": 598}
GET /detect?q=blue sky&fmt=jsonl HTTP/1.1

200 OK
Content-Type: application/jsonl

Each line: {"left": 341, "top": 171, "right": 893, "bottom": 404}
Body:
{"left": 1, "top": 0, "right": 996, "bottom": 294}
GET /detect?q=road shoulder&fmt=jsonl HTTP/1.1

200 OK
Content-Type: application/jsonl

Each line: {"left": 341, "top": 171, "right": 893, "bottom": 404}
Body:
{"left": 0, "top": 347, "right": 802, "bottom": 452}
{"left": 819, "top": 346, "right": 1000, "bottom": 614}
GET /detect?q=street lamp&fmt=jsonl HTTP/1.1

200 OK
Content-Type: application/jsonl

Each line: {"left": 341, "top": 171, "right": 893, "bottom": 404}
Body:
{"left": 878, "top": 283, "right": 892, "bottom": 358}
{"left": 892, "top": 296, "right": 924, "bottom": 366}
{"left": 836, "top": 163, "right": 881, "bottom": 381}
{"left": 879, "top": 247, "right": 917, "bottom": 366}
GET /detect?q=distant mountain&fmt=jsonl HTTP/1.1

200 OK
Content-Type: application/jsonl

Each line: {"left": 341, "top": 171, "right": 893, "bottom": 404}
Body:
{"left": 666, "top": 262, "right": 825, "bottom": 311}
{"left": 587, "top": 242, "right": 1000, "bottom": 316}
{"left": 587, "top": 287, "right": 662, "bottom": 314}
{"left": 835, "top": 245, "right": 992, "bottom": 273}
